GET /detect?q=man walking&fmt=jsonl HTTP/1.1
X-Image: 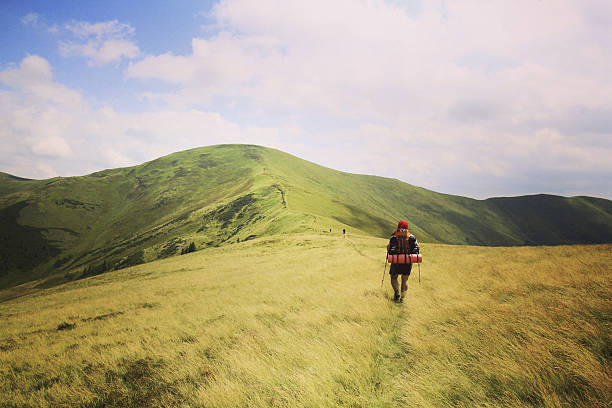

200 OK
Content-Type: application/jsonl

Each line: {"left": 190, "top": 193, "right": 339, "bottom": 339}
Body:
{"left": 387, "top": 220, "right": 419, "bottom": 303}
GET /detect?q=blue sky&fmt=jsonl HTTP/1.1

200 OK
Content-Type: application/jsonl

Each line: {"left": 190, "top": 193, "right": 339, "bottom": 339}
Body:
{"left": 1, "top": 0, "right": 611, "bottom": 199}
{"left": 1, "top": 0, "right": 213, "bottom": 110}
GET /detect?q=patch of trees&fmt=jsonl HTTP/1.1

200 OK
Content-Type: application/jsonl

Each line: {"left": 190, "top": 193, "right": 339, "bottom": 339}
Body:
{"left": 158, "top": 238, "right": 185, "bottom": 259}
{"left": 54, "top": 198, "right": 99, "bottom": 210}
{"left": 201, "top": 194, "right": 256, "bottom": 229}
{"left": 53, "top": 256, "right": 73, "bottom": 268}
{"left": 79, "top": 260, "right": 109, "bottom": 279}
{"left": 181, "top": 242, "right": 196, "bottom": 255}
{"left": 77, "top": 249, "right": 145, "bottom": 280}
{"left": 115, "top": 250, "right": 145, "bottom": 270}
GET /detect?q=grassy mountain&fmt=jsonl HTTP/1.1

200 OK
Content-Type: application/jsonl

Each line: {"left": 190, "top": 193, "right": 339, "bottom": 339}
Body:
{"left": 1, "top": 144, "right": 611, "bottom": 290}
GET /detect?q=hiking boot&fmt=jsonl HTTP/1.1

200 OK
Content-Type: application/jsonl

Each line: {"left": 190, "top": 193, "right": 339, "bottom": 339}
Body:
{"left": 393, "top": 292, "right": 400, "bottom": 302}
{"left": 399, "top": 297, "right": 404, "bottom": 303}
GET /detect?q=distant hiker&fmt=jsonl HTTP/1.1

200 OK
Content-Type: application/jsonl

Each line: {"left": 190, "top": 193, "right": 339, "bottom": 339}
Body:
{"left": 343, "top": 228, "right": 346, "bottom": 237}
{"left": 387, "top": 220, "right": 419, "bottom": 303}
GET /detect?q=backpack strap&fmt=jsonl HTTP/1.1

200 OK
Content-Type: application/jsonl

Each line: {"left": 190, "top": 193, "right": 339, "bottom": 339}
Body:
{"left": 408, "top": 234, "right": 419, "bottom": 253}
{"left": 395, "top": 230, "right": 409, "bottom": 254}
{"left": 388, "top": 235, "right": 398, "bottom": 254}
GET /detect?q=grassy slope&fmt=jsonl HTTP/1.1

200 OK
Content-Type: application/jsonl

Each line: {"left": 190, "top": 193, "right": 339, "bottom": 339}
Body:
{"left": 259, "top": 148, "right": 612, "bottom": 245}
{"left": 0, "top": 233, "right": 609, "bottom": 407}
{"left": 1, "top": 144, "right": 612, "bottom": 292}
{"left": 0, "top": 146, "right": 288, "bottom": 289}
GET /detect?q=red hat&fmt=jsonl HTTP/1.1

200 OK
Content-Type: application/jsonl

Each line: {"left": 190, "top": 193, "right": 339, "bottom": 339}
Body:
{"left": 397, "top": 220, "right": 409, "bottom": 230}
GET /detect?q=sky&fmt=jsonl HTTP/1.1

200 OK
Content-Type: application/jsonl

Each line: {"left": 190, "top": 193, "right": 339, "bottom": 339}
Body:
{"left": 1, "top": 0, "right": 611, "bottom": 200}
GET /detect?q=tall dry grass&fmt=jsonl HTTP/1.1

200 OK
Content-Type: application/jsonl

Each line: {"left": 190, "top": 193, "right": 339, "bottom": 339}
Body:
{"left": 0, "top": 233, "right": 610, "bottom": 407}
{"left": 398, "top": 244, "right": 611, "bottom": 407}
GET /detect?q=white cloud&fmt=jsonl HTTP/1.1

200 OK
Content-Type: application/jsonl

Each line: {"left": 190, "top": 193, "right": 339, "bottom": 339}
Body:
{"left": 32, "top": 162, "right": 58, "bottom": 179}
{"left": 128, "top": 53, "right": 195, "bottom": 84}
{"left": 4, "top": 1, "right": 612, "bottom": 199}
{"left": 65, "top": 20, "right": 134, "bottom": 39}
{"left": 0, "top": 56, "right": 84, "bottom": 167}
{"left": 0, "top": 55, "right": 52, "bottom": 84}
{"left": 20, "top": 13, "right": 39, "bottom": 26}
{"left": 20, "top": 12, "right": 61, "bottom": 34}
{"left": 127, "top": 0, "right": 612, "bottom": 122}
{"left": 124, "top": 0, "right": 612, "bottom": 198}
{"left": 61, "top": 39, "right": 140, "bottom": 66}
{"left": 0, "top": 56, "right": 280, "bottom": 179}
{"left": 60, "top": 19, "right": 141, "bottom": 66}
{"left": 0, "top": 55, "right": 83, "bottom": 107}
{"left": 31, "top": 135, "right": 73, "bottom": 158}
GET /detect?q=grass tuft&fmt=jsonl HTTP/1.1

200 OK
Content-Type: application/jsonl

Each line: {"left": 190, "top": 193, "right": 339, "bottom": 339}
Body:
{"left": 56, "top": 322, "right": 75, "bottom": 331}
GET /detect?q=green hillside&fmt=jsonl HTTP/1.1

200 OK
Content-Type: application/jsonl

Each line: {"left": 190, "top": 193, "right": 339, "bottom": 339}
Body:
{"left": 1, "top": 144, "right": 611, "bottom": 291}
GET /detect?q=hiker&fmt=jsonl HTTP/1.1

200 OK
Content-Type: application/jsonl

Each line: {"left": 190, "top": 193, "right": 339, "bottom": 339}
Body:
{"left": 343, "top": 228, "right": 346, "bottom": 237}
{"left": 387, "top": 220, "right": 419, "bottom": 303}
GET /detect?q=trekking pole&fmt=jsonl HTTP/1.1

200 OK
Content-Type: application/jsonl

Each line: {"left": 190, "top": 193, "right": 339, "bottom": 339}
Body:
{"left": 417, "top": 247, "right": 422, "bottom": 283}
{"left": 380, "top": 253, "right": 388, "bottom": 289}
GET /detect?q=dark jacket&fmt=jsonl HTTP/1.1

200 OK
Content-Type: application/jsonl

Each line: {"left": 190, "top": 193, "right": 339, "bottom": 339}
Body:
{"left": 387, "top": 230, "right": 419, "bottom": 254}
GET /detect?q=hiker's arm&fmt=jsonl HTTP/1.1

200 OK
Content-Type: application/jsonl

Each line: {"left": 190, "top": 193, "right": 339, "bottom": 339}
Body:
{"left": 409, "top": 235, "right": 419, "bottom": 253}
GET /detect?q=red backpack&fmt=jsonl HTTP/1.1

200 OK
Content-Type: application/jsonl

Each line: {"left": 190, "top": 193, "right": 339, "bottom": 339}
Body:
{"left": 388, "top": 228, "right": 421, "bottom": 264}
{"left": 389, "top": 228, "right": 417, "bottom": 254}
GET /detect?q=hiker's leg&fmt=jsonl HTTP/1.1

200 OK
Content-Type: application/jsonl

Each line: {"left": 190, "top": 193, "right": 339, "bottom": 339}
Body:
{"left": 400, "top": 274, "right": 409, "bottom": 300}
{"left": 391, "top": 273, "right": 401, "bottom": 301}
{"left": 391, "top": 273, "right": 399, "bottom": 292}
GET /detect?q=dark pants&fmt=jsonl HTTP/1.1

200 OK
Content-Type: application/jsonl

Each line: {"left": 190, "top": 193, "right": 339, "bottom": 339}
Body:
{"left": 389, "top": 263, "right": 412, "bottom": 276}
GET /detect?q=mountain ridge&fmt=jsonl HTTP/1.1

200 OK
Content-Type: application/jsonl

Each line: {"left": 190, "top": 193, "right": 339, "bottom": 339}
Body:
{"left": 1, "top": 144, "right": 611, "bottom": 291}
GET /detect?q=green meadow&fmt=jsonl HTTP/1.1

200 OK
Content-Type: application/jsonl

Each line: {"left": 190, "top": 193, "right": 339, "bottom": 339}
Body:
{"left": 1, "top": 232, "right": 609, "bottom": 407}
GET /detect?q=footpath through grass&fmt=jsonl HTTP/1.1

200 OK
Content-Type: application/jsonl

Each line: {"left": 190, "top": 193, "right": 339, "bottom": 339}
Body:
{"left": 0, "top": 233, "right": 610, "bottom": 407}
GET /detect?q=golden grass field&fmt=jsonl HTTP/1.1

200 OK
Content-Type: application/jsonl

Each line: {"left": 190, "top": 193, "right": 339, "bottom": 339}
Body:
{"left": 0, "top": 233, "right": 610, "bottom": 407}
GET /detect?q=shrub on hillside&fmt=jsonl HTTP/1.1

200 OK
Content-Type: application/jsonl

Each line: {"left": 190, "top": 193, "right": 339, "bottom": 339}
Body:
{"left": 181, "top": 242, "right": 196, "bottom": 255}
